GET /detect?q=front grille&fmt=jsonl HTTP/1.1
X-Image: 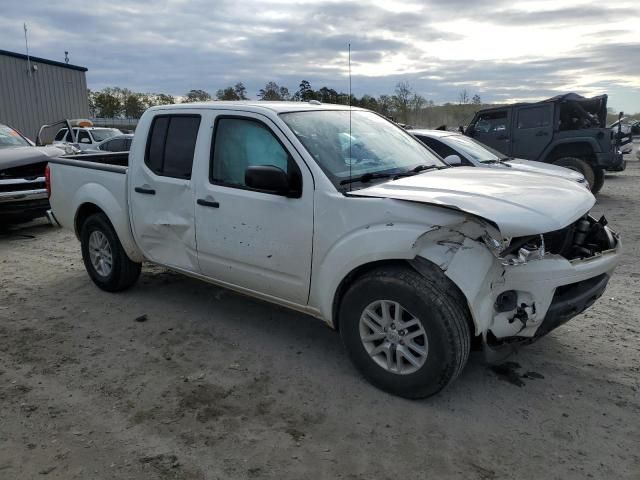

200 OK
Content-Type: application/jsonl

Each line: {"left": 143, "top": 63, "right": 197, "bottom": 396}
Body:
{"left": 0, "top": 161, "right": 47, "bottom": 180}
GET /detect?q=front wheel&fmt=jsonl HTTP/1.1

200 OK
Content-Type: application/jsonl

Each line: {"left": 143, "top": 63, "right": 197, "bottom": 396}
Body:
{"left": 339, "top": 265, "right": 471, "bottom": 399}
{"left": 591, "top": 167, "right": 605, "bottom": 194}
{"left": 553, "top": 157, "right": 596, "bottom": 191}
{"left": 80, "top": 213, "right": 141, "bottom": 292}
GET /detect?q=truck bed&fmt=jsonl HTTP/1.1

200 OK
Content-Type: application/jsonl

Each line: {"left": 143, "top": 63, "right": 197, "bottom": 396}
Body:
{"left": 51, "top": 152, "right": 129, "bottom": 172}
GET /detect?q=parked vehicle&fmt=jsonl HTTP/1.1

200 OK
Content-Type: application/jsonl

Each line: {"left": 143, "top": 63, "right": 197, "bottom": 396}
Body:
{"left": 410, "top": 129, "right": 589, "bottom": 188}
{"left": 0, "top": 123, "right": 75, "bottom": 223}
{"left": 465, "top": 93, "right": 629, "bottom": 193}
{"left": 87, "top": 134, "right": 134, "bottom": 153}
{"left": 49, "top": 120, "right": 121, "bottom": 152}
{"left": 47, "top": 102, "right": 620, "bottom": 398}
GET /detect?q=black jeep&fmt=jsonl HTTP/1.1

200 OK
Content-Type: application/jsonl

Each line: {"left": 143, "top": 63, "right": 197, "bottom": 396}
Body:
{"left": 465, "top": 93, "right": 630, "bottom": 193}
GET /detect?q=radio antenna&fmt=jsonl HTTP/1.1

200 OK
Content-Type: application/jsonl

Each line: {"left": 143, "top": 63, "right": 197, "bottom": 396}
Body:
{"left": 348, "top": 43, "right": 352, "bottom": 192}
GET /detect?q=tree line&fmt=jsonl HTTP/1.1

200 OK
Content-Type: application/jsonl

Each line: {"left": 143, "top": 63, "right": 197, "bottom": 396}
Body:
{"left": 88, "top": 81, "right": 486, "bottom": 127}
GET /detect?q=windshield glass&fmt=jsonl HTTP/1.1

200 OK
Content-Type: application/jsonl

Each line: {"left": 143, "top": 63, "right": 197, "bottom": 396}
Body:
{"left": 440, "top": 134, "right": 508, "bottom": 162}
{"left": 280, "top": 110, "right": 444, "bottom": 189}
{"left": 0, "top": 125, "right": 31, "bottom": 148}
{"left": 90, "top": 129, "right": 120, "bottom": 142}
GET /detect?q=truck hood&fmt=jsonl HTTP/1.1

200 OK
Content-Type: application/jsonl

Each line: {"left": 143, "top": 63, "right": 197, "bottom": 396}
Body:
{"left": 0, "top": 146, "right": 65, "bottom": 171}
{"left": 349, "top": 167, "right": 595, "bottom": 237}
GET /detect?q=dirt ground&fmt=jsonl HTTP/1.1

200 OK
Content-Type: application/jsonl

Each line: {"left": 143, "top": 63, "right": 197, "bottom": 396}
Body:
{"left": 1, "top": 144, "right": 639, "bottom": 480}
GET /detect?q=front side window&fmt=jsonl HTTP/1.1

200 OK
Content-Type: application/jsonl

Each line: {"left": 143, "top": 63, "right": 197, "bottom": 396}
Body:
{"left": 280, "top": 110, "right": 443, "bottom": 189}
{"left": 517, "top": 106, "right": 551, "bottom": 129}
{"left": 145, "top": 115, "right": 200, "bottom": 179}
{"left": 211, "top": 118, "right": 291, "bottom": 188}
{"left": 474, "top": 110, "right": 508, "bottom": 133}
{"left": 54, "top": 129, "right": 68, "bottom": 141}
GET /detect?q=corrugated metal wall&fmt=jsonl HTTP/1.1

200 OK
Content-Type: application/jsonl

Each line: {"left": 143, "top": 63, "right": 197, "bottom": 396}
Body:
{"left": 0, "top": 54, "right": 89, "bottom": 140}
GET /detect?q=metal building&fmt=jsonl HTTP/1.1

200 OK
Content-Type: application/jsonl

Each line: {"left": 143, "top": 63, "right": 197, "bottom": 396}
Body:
{"left": 0, "top": 49, "right": 89, "bottom": 140}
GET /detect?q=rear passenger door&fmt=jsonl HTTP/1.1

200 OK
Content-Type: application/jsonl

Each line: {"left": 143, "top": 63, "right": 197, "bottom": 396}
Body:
{"left": 129, "top": 114, "right": 203, "bottom": 272}
{"left": 512, "top": 104, "right": 553, "bottom": 160}
{"left": 193, "top": 112, "right": 314, "bottom": 305}
{"left": 469, "top": 109, "right": 511, "bottom": 155}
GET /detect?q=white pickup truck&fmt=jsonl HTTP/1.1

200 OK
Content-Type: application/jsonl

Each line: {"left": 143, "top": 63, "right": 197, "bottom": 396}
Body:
{"left": 47, "top": 102, "right": 620, "bottom": 398}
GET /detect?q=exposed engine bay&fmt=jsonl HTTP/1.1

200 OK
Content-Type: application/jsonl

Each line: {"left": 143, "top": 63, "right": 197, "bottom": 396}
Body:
{"left": 500, "top": 215, "right": 616, "bottom": 265}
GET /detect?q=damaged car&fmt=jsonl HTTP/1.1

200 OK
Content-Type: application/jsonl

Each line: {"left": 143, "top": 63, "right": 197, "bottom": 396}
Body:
{"left": 0, "top": 123, "right": 75, "bottom": 223}
{"left": 465, "top": 93, "right": 629, "bottom": 193}
{"left": 46, "top": 102, "right": 620, "bottom": 398}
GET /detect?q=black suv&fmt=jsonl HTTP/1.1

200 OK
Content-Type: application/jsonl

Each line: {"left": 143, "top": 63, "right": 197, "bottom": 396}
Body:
{"left": 465, "top": 93, "right": 630, "bottom": 193}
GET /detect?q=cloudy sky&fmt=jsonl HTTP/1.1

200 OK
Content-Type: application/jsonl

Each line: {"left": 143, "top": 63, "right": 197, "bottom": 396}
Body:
{"left": 1, "top": 0, "right": 639, "bottom": 111}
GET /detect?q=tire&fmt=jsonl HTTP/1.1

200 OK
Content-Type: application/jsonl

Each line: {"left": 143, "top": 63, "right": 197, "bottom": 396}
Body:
{"left": 553, "top": 157, "right": 596, "bottom": 191}
{"left": 338, "top": 265, "right": 471, "bottom": 399}
{"left": 591, "top": 167, "right": 605, "bottom": 194}
{"left": 80, "top": 213, "right": 141, "bottom": 292}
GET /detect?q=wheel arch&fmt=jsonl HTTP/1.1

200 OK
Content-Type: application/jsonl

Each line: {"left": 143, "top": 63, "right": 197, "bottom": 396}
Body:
{"left": 543, "top": 139, "right": 598, "bottom": 164}
{"left": 72, "top": 183, "right": 144, "bottom": 263}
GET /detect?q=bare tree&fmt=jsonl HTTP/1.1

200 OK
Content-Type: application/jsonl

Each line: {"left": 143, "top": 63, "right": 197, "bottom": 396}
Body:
{"left": 472, "top": 94, "right": 482, "bottom": 105}
{"left": 458, "top": 90, "right": 470, "bottom": 105}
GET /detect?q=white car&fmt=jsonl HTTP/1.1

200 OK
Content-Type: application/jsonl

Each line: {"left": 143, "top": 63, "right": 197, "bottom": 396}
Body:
{"left": 53, "top": 125, "right": 121, "bottom": 151}
{"left": 46, "top": 102, "right": 620, "bottom": 398}
{"left": 410, "top": 129, "right": 589, "bottom": 188}
{"left": 87, "top": 134, "right": 134, "bottom": 153}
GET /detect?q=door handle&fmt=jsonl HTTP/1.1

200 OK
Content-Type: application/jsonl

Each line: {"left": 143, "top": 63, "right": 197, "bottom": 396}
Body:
{"left": 197, "top": 198, "right": 220, "bottom": 208}
{"left": 535, "top": 131, "right": 549, "bottom": 136}
{"left": 134, "top": 186, "right": 156, "bottom": 195}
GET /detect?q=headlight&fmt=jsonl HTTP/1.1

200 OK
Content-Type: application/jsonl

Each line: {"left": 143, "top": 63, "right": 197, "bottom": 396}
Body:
{"left": 482, "top": 232, "right": 510, "bottom": 257}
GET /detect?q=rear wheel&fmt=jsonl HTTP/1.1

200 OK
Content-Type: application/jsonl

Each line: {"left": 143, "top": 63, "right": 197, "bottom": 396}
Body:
{"left": 338, "top": 265, "right": 471, "bottom": 399}
{"left": 553, "top": 157, "right": 596, "bottom": 191}
{"left": 80, "top": 213, "right": 141, "bottom": 291}
{"left": 591, "top": 167, "right": 605, "bottom": 194}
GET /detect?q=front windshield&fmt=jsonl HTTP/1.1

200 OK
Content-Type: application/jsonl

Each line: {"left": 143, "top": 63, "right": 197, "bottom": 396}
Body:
{"left": 440, "top": 135, "right": 508, "bottom": 162}
{"left": 0, "top": 125, "right": 31, "bottom": 148}
{"left": 280, "top": 110, "right": 444, "bottom": 189}
{"left": 90, "top": 129, "right": 120, "bottom": 142}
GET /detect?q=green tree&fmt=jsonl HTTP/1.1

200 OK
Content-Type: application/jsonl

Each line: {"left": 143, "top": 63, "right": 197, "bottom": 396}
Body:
{"left": 258, "top": 81, "right": 290, "bottom": 101}
{"left": 234, "top": 82, "right": 248, "bottom": 100}
{"left": 154, "top": 93, "right": 176, "bottom": 105}
{"left": 183, "top": 89, "right": 212, "bottom": 103}
{"left": 124, "top": 93, "right": 145, "bottom": 118}
{"left": 216, "top": 87, "right": 240, "bottom": 100}
{"left": 296, "top": 80, "right": 316, "bottom": 101}
{"left": 93, "top": 88, "right": 122, "bottom": 117}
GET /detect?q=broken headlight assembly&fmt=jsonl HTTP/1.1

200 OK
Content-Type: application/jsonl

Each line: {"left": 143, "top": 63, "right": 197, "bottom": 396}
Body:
{"left": 482, "top": 232, "right": 511, "bottom": 257}
{"left": 482, "top": 232, "right": 545, "bottom": 266}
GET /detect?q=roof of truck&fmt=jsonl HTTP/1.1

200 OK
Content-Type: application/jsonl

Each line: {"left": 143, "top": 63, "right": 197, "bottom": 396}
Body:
{"left": 147, "top": 101, "right": 366, "bottom": 114}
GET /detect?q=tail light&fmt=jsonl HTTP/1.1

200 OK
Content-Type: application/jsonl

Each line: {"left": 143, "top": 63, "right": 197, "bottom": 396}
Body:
{"left": 45, "top": 164, "right": 51, "bottom": 198}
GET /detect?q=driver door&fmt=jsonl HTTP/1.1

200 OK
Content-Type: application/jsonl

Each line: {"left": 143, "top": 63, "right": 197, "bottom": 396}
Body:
{"left": 470, "top": 109, "right": 511, "bottom": 155}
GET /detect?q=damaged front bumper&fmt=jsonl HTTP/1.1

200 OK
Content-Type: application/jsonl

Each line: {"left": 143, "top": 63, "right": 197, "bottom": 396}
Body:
{"left": 415, "top": 217, "right": 621, "bottom": 349}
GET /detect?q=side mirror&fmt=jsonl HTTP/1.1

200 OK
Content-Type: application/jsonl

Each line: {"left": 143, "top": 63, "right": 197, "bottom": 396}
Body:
{"left": 443, "top": 154, "right": 463, "bottom": 166}
{"left": 466, "top": 125, "right": 475, "bottom": 136}
{"left": 245, "top": 165, "right": 290, "bottom": 195}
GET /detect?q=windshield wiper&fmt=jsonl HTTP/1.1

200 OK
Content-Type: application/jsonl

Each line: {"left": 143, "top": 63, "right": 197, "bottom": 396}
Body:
{"left": 339, "top": 172, "right": 394, "bottom": 185}
{"left": 393, "top": 164, "right": 448, "bottom": 177}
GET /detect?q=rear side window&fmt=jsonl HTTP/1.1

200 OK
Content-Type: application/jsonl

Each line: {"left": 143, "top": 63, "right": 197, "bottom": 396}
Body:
{"left": 77, "top": 130, "right": 91, "bottom": 144}
{"left": 145, "top": 115, "right": 200, "bottom": 179}
{"left": 103, "top": 138, "right": 125, "bottom": 152}
{"left": 517, "top": 106, "right": 551, "bottom": 129}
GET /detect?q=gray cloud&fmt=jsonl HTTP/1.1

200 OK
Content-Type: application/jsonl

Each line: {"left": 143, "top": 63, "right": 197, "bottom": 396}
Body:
{"left": 0, "top": 0, "right": 638, "bottom": 111}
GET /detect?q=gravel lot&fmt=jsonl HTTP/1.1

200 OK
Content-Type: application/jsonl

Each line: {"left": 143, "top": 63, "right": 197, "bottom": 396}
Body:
{"left": 1, "top": 143, "right": 639, "bottom": 480}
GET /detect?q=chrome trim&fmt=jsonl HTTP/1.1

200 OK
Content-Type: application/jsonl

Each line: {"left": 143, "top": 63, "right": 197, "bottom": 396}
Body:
{"left": 0, "top": 188, "right": 48, "bottom": 203}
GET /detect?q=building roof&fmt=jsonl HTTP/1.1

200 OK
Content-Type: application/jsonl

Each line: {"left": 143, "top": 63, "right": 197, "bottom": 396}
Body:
{"left": 0, "top": 49, "right": 88, "bottom": 72}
